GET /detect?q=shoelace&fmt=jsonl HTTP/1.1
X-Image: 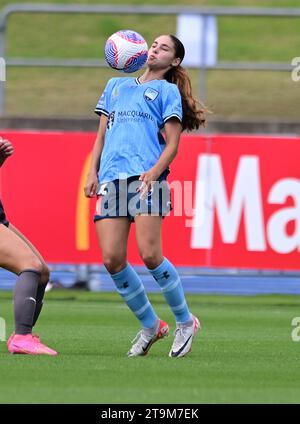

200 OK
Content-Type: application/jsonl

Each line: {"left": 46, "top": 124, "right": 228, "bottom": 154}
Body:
{"left": 172, "top": 326, "right": 191, "bottom": 350}
{"left": 130, "top": 330, "right": 154, "bottom": 353}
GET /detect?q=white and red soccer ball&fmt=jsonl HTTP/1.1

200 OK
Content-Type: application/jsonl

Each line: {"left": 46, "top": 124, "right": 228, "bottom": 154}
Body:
{"left": 104, "top": 30, "right": 148, "bottom": 73}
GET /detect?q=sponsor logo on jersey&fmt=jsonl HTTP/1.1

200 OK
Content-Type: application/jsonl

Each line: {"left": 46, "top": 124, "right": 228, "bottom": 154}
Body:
{"left": 117, "top": 110, "right": 154, "bottom": 122}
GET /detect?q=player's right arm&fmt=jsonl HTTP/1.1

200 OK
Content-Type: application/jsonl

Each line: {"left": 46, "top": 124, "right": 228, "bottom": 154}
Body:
{"left": 84, "top": 115, "right": 107, "bottom": 197}
{"left": 0, "top": 137, "right": 14, "bottom": 167}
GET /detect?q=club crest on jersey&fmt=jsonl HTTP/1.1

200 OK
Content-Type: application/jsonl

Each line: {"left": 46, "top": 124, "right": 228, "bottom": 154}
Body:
{"left": 144, "top": 88, "right": 159, "bottom": 102}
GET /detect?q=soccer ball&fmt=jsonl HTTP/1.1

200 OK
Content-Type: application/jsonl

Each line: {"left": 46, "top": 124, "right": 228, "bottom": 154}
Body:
{"left": 104, "top": 30, "right": 148, "bottom": 73}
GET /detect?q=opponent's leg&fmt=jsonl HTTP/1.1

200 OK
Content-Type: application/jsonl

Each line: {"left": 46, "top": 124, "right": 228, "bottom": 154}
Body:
{"left": 0, "top": 224, "right": 56, "bottom": 355}
{"left": 8, "top": 224, "right": 49, "bottom": 327}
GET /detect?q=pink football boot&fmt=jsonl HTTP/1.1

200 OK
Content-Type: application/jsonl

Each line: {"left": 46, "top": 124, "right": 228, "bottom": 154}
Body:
{"left": 6, "top": 332, "right": 15, "bottom": 350}
{"left": 8, "top": 333, "right": 57, "bottom": 356}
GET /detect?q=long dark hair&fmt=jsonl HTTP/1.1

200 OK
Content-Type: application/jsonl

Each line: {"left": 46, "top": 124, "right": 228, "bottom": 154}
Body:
{"left": 164, "top": 35, "right": 206, "bottom": 132}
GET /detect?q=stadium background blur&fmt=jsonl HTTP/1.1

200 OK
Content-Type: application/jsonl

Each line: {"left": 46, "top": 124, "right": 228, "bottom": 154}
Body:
{"left": 0, "top": 0, "right": 300, "bottom": 120}
{"left": 0, "top": 0, "right": 300, "bottom": 405}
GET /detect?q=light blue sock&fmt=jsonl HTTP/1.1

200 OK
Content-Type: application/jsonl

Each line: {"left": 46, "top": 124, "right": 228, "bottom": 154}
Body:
{"left": 148, "top": 257, "right": 191, "bottom": 324}
{"left": 110, "top": 263, "right": 158, "bottom": 329}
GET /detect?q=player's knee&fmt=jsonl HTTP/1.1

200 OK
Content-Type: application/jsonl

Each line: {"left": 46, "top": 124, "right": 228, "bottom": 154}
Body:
{"left": 140, "top": 251, "right": 162, "bottom": 269}
{"left": 103, "top": 254, "right": 126, "bottom": 274}
{"left": 40, "top": 264, "right": 50, "bottom": 285}
{"left": 19, "top": 256, "right": 44, "bottom": 276}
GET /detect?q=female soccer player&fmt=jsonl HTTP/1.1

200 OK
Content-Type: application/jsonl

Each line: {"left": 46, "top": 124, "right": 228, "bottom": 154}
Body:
{"left": 85, "top": 34, "right": 205, "bottom": 358}
{"left": 0, "top": 137, "right": 57, "bottom": 355}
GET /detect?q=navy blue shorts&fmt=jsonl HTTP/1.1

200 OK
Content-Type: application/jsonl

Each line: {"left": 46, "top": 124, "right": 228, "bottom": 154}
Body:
{"left": 94, "top": 175, "right": 172, "bottom": 223}
{"left": 0, "top": 199, "right": 9, "bottom": 227}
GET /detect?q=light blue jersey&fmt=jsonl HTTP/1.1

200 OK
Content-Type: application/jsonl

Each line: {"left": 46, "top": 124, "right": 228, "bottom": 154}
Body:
{"left": 95, "top": 77, "right": 182, "bottom": 183}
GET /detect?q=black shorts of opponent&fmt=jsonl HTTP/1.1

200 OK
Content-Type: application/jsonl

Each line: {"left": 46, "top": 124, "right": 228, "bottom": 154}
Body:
{"left": 0, "top": 199, "right": 9, "bottom": 227}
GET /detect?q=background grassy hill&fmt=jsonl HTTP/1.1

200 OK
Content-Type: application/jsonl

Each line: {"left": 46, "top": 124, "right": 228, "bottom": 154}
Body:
{"left": 0, "top": 0, "right": 299, "bottom": 120}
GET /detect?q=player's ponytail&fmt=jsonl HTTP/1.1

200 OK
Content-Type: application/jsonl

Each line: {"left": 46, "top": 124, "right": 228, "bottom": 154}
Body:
{"left": 165, "top": 35, "right": 206, "bottom": 132}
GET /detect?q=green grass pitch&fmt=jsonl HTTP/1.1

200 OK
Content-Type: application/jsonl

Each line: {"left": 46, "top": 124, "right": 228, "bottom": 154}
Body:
{"left": 1, "top": 290, "right": 300, "bottom": 404}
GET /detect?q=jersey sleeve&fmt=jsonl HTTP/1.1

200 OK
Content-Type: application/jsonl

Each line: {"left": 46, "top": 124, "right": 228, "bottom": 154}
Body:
{"left": 161, "top": 83, "right": 183, "bottom": 124}
{"left": 94, "top": 78, "right": 117, "bottom": 117}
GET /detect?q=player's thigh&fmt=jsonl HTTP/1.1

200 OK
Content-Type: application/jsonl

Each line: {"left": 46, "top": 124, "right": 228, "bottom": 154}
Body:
{"left": 0, "top": 224, "right": 44, "bottom": 275}
{"left": 135, "top": 215, "right": 163, "bottom": 261}
{"left": 8, "top": 224, "right": 48, "bottom": 268}
{"left": 8, "top": 224, "right": 50, "bottom": 281}
{"left": 95, "top": 217, "right": 131, "bottom": 261}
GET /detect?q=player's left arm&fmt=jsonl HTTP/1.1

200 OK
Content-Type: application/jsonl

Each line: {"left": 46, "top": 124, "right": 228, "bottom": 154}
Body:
{"left": 139, "top": 118, "right": 181, "bottom": 198}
